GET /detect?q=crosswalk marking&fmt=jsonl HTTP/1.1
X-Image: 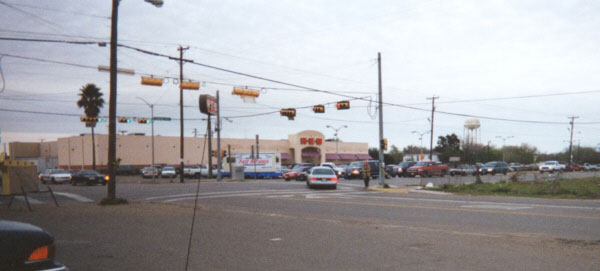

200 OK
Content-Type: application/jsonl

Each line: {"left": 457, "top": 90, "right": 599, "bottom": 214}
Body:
{"left": 53, "top": 192, "right": 94, "bottom": 203}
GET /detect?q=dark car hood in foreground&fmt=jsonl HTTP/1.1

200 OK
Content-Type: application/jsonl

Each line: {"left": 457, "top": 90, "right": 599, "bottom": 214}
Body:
{"left": 0, "top": 220, "right": 68, "bottom": 271}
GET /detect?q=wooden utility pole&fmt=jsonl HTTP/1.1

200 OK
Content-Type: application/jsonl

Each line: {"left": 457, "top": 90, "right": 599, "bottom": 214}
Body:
{"left": 377, "top": 52, "right": 386, "bottom": 186}
{"left": 568, "top": 116, "right": 579, "bottom": 165}
{"left": 427, "top": 96, "right": 439, "bottom": 161}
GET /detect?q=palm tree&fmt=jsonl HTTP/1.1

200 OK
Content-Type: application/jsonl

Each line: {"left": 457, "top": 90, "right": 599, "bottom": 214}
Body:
{"left": 77, "top": 83, "right": 105, "bottom": 171}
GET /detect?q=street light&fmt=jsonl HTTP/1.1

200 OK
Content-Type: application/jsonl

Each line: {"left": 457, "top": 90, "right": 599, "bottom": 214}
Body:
{"left": 137, "top": 97, "right": 155, "bottom": 182}
{"left": 107, "top": 0, "right": 162, "bottom": 199}
{"left": 412, "top": 130, "right": 430, "bottom": 161}
{"left": 326, "top": 125, "right": 348, "bottom": 162}
{"left": 495, "top": 136, "right": 514, "bottom": 162}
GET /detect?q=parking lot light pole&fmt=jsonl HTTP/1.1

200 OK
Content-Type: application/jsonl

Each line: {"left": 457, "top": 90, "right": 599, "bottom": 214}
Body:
{"left": 326, "top": 125, "right": 348, "bottom": 162}
{"left": 412, "top": 131, "right": 430, "bottom": 161}
{"left": 137, "top": 97, "right": 155, "bottom": 182}
{"left": 495, "top": 136, "right": 514, "bottom": 162}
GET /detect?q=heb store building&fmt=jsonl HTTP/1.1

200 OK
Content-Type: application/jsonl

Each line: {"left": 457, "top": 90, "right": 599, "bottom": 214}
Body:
{"left": 43, "top": 130, "right": 372, "bottom": 169}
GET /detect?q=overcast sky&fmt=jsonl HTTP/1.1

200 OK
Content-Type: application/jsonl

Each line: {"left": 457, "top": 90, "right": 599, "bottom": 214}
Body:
{"left": 1, "top": 0, "right": 600, "bottom": 154}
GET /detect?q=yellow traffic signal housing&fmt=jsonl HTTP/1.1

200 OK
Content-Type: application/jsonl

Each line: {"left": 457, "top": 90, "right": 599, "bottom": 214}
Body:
{"left": 280, "top": 108, "right": 296, "bottom": 120}
{"left": 137, "top": 118, "right": 151, "bottom": 124}
{"left": 232, "top": 87, "right": 260, "bottom": 97}
{"left": 336, "top": 101, "right": 350, "bottom": 110}
{"left": 141, "top": 76, "right": 163, "bottom": 86}
{"left": 118, "top": 118, "right": 131, "bottom": 123}
{"left": 312, "top": 105, "right": 325, "bottom": 113}
{"left": 80, "top": 116, "right": 103, "bottom": 123}
{"left": 380, "top": 138, "right": 388, "bottom": 151}
{"left": 181, "top": 81, "right": 200, "bottom": 90}
{"left": 211, "top": 150, "right": 217, "bottom": 157}
{"left": 221, "top": 150, "right": 227, "bottom": 157}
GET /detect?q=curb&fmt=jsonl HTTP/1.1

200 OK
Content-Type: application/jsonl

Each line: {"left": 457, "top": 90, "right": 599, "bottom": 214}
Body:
{"left": 366, "top": 187, "right": 409, "bottom": 193}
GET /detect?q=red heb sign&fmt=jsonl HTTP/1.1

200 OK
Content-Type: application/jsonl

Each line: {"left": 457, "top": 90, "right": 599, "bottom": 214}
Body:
{"left": 300, "top": 137, "right": 322, "bottom": 145}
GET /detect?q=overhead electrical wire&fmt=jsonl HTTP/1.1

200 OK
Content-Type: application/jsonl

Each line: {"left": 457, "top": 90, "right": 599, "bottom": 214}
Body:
{"left": 1, "top": 36, "right": 599, "bottom": 125}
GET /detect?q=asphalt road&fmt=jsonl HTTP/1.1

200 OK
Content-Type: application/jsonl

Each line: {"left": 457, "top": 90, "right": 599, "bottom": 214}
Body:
{"left": 2, "top": 174, "right": 599, "bottom": 270}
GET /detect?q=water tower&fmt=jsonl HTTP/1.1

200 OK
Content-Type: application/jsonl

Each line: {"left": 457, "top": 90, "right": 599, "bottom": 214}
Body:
{"left": 463, "top": 118, "right": 481, "bottom": 146}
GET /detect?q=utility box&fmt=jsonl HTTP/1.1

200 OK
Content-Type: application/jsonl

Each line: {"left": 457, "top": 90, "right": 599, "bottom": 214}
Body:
{"left": 232, "top": 166, "right": 245, "bottom": 180}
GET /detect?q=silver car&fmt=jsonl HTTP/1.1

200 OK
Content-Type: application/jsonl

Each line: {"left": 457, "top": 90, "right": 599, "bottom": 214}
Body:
{"left": 161, "top": 166, "right": 177, "bottom": 178}
{"left": 306, "top": 166, "right": 338, "bottom": 189}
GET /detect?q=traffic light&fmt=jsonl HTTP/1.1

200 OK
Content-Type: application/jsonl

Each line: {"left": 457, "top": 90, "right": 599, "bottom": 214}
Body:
{"left": 380, "top": 138, "right": 388, "bottom": 151}
{"left": 221, "top": 150, "right": 227, "bottom": 157}
{"left": 280, "top": 108, "right": 296, "bottom": 120}
{"left": 336, "top": 101, "right": 350, "bottom": 110}
{"left": 312, "top": 105, "right": 325, "bottom": 113}
{"left": 141, "top": 76, "right": 163, "bottom": 86}
{"left": 118, "top": 118, "right": 131, "bottom": 123}
{"left": 137, "top": 118, "right": 151, "bottom": 124}
{"left": 181, "top": 81, "right": 200, "bottom": 90}
{"left": 211, "top": 150, "right": 217, "bottom": 157}
{"left": 80, "top": 116, "right": 103, "bottom": 123}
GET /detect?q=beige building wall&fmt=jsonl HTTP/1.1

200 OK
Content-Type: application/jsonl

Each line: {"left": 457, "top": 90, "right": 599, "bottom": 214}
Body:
{"left": 56, "top": 130, "right": 369, "bottom": 169}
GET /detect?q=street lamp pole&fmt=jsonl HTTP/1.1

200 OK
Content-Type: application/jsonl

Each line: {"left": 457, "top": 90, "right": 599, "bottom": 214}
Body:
{"left": 412, "top": 131, "right": 430, "bottom": 161}
{"left": 326, "top": 125, "right": 348, "bottom": 162}
{"left": 137, "top": 97, "right": 155, "bottom": 182}
{"left": 495, "top": 136, "right": 514, "bottom": 162}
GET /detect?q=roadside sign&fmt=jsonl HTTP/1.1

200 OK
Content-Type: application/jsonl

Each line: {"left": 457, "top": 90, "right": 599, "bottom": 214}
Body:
{"left": 199, "top": 95, "right": 218, "bottom": 115}
{"left": 152, "top": 117, "right": 171, "bottom": 121}
{"left": 449, "top": 157, "right": 460, "bottom": 162}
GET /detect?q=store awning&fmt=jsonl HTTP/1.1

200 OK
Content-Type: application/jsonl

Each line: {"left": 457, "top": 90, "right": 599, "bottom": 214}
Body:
{"left": 301, "top": 152, "right": 321, "bottom": 157}
{"left": 325, "top": 153, "right": 341, "bottom": 160}
{"left": 339, "top": 153, "right": 357, "bottom": 160}
{"left": 355, "top": 153, "right": 373, "bottom": 160}
{"left": 281, "top": 153, "right": 291, "bottom": 160}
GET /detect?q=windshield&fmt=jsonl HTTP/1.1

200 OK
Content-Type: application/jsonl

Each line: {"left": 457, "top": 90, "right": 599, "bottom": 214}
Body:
{"left": 53, "top": 170, "right": 69, "bottom": 174}
{"left": 484, "top": 162, "right": 497, "bottom": 167}
{"left": 415, "top": 162, "right": 428, "bottom": 166}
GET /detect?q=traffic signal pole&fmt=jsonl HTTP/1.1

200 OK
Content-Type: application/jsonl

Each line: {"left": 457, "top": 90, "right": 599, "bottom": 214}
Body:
{"left": 216, "top": 91, "right": 222, "bottom": 182}
{"left": 377, "top": 52, "right": 386, "bottom": 186}
{"left": 178, "top": 46, "right": 189, "bottom": 184}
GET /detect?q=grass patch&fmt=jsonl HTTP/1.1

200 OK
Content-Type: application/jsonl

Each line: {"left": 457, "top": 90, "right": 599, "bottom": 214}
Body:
{"left": 99, "top": 197, "right": 129, "bottom": 205}
{"left": 428, "top": 177, "right": 600, "bottom": 199}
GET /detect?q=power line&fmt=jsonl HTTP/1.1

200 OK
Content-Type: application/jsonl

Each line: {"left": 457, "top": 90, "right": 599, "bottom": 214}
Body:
{"left": 2, "top": 2, "right": 110, "bottom": 19}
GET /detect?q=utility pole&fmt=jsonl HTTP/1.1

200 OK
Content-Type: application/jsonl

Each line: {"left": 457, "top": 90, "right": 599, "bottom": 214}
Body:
{"left": 106, "top": 0, "right": 119, "bottom": 200}
{"left": 137, "top": 97, "right": 155, "bottom": 183}
{"left": 216, "top": 91, "right": 222, "bottom": 182}
{"left": 426, "top": 96, "right": 439, "bottom": 161}
{"left": 177, "top": 45, "right": 189, "bottom": 184}
{"left": 193, "top": 128, "right": 198, "bottom": 138}
{"left": 255, "top": 135, "right": 259, "bottom": 181}
{"left": 207, "top": 114, "right": 213, "bottom": 178}
{"left": 568, "top": 116, "right": 579, "bottom": 165}
{"left": 227, "top": 144, "right": 232, "bottom": 179}
{"left": 377, "top": 52, "right": 386, "bottom": 186}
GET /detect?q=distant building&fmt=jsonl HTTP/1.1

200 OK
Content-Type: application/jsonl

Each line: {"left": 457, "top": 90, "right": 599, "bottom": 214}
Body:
{"left": 403, "top": 152, "right": 440, "bottom": 162}
{"left": 8, "top": 130, "right": 372, "bottom": 170}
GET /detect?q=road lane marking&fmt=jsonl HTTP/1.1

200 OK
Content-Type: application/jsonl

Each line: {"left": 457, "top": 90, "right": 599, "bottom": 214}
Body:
{"left": 462, "top": 204, "right": 533, "bottom": 210}
{"left": 144, "top": 189, "right": 307, "bottom": 201}
{"left": 53, "top": 192, "right": 94, "bottom": 202}
{"left": 162, "top": 190, "right": 371, "bottom": 203}
{"left": 269, "top": 197, "right": 600, "bottom": 220}
{"left": 352, "top": 194, "right": 600, "bottom": 211}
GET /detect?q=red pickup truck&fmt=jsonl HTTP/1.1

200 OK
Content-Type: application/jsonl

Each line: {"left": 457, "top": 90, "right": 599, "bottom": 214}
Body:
{"left": 406, "top": 161, "right": 449, "bottom": 177}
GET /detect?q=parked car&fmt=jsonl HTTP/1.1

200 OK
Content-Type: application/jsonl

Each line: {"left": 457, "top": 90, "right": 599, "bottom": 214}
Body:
{"left": 296, "top": 166, "right": 314, "bottom": 182}
{"left": 70, "top": 170, "right": 108, "bottom": 186}
{"left": 583, "top": 163, "right": 599, "bottom": 171}
{"left": 161, "top": 166, "right": 177, "bottom": 178}
{"left": 565, "top": 163, "right": 585, "bottom": 172}
{"left": 450, "top": 164, "right": 477, "bottom": 176}
{"left": 406, "top": 161, "right": 448, "bottom": 177}
{"left": 539, "top": 161, "right": 566, "bottom": 173}
{"left": 345, "top": 160, "right": 380, "bottom": 179}
{"left": 0, "top": 220, "right": 68, "bottom": 271}
{"left": 39, "top": 169, "right": 71, "bottom": 184}
{"left": 115, "top": 165, "right": 138, "bottom": 175}
{"left": 306, "top": 166, "right": 338, "bottom": 189}
{"left": 392, "top": 161, "right": 417, "bottom": 177}
{"left": 385, "top": 164, "right": 397, "bottom": 177}
{"left": 141, "top": 167, "right": 159, "bottom": 178}
{"left": 183, "top": 165, "right": 202, "bottom": 178}
{"left": 320, "top": 162, "right": 345, "bottom": 178}
{"left": 283, "top": 164, "right": 313, "bottom": 181}
{"left": 508, "top": 162, "right": 528, "bottom": 172}
{"left": 200, "top": 165, "right": 218, "bottom": 177}
{"left": 479, "top": 161, "right": 510, "bottom": 175}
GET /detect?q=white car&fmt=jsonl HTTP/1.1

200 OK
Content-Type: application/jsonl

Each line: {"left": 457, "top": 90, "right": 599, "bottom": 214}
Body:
{"left": 320, "top": 162, "right": 345, "bottom": 177}
{"left": 161, "top": 166, "right": 177, "bottom": 178}
{"left": 306, "top": 166, "right": 338, "bottom": 189}
{"left": 539, "top": 161, "right": 566, "bottom": 173}
{"left": 39, "top": 169, "right": 71, "bottom": 184}
{"left": 583, "top": 163, "right": 599, "bottom": 171}
{"left": 200, "top": 165, "right": 218, "bottom": 177}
